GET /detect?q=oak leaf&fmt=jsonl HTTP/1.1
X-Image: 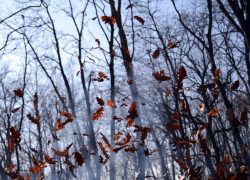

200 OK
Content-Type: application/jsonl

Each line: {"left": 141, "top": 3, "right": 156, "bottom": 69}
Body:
{"left": 101, "top": 16, "right": 116, "bottom": 25}
{"left": 134, "top": 16, "right": 144, "bottom": 25}
{"left": 13, "top": 89, "right": 24, "bottom": 97}
{"left": 152, "top": 48, "right": 160, "bottom": 59}
{"left": 92, "top": 107, "right": 104, "bottom": 120}
{"left": 208, "top": 109, "right": 219, "bottom": 116}
{"left": 231, "top": 80, "right": 239, "bottom": 91}
{"left": 107, "top": 100, "right": 116, "bottom": 107}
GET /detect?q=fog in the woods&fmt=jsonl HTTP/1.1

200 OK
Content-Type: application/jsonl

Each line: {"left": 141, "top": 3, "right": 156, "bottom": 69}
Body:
{"left": 1, "top": 0, "right": 250, "bottom": 180}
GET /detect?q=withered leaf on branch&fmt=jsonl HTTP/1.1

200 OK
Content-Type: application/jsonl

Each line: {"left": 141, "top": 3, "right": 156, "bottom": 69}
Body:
{"left": 44, "top": 153, "right": 57, "bottom": 165}
{"left": 11, "top": 107, "right": 20, "bottom": 113}
{"left": 134, "top": 16, "right": 145, "bottom": 25}
{"left": 51, "top": 143, "right": 73, "bottom": 157}
{"left": 125, "top": 146, "right": 138, "bottom": 153}
{"left": 10, "top": 127, "right": 21, "bottom": 143}
{"left": 73, "top": 152, "right": 84, "bottom": 166}
{"left": 27, "top": 114, "right": 41, "bottom": 126}
{"left": 107, "top": 100, "right": 116, "bottom": 108}
{"left": 167, "top": 40, "right": 180, "bottom": 50}
{"left": 197, "top": 83, "right": 216, "bottom": 92}
{"left": 96, "top": 97, "right": 104, "bottom": 106}
{"left": 177, "top": 66, "right": 187, "bottom": 84}
{"left": 172, "top": 113, "right": 180, "bottom": 120}
{"left": 13, "top": 89, "right": 24, "bottom": 97}
{"left": 166, "top": 90, "right": 171, "bottom": 97}
{"left": 232, "top": 149, "right": 246, "bottom": 159}
{"left": 134, "top": 125, "right": 151, "bottom": 145}
{"left": 54, "top": 118, "right": 73, "bottom": 131}
{"left": 98, "top": 142, "right": 109, "bottom": 162}
{"left": 214, "top": 68, "right": 220, "bottom": 77}
{"left": 59, "top": 111, "right": 73, "bottom": 118}
{"left": 114, "top": 131, "right": 123, "bottom": 140}
{"left": 93, "top": 72, "right": 109, "bottom": 82}
{"left": 152, "top": 48, "right": 160, "bottom": 59}
{"left": 95, "top": 39, "right": 100, "bottom": 46}
{"left": 113, "top": 145, "right": 128, "bottom": 153}
{"left": 167, "top": 123, "right": 180, "bottom": 130}
{"left": 82, "top": 145, "right": 96, "bottom": 155}
{"left": 101, "top": 16, "right": 116, "bottom": 25}
{"left": 100, "top": 132, "right": 113, "bottom": 150}
{"left": 207, "top": 109, "right": 219, "bottom": 116}
{"left": 192, "top": 123, "right": 209, "bottom": 135}
{"left": 231, "top": 80, "right": 239, "bottom": 91}
{"left": 29, "top": 156, "right": 42, "bottom": 174}
{"left": 115, "top": 133, "right": 131, "bottom": 146}
{"left": 92, "top": 107, "right": 104, "bottom": 120}
{"left": 125, "top": 102, "right": 138, "bottom": 127}
{"left": 5, "top": 164, "right": 15, "bottom": 171}
{"left": 172, "top": 156, "right": 188, "bottom": 171}
{"left": 152, "top": 69, "right": 171, "bottom": 83}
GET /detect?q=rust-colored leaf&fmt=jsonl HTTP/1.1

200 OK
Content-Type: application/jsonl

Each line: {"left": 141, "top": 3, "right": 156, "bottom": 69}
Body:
{"left": 214, "top": 69, "right": 220, "bottom": 76}
{"left": 126, "top": 118, "right": 134, "bottom": 127}
{"left": 5, "top": 164, "right": 15, "bottom": 171}
{"left": 59, "top": 111, "right": 73, "bottom": 118}
{"left": 54, "top": 118, "right": 73, "bottom": 131}
{"left": 101, "top": 16, "right": 116, "bottom": 25}
{"left": 100, "top": 132, "right": 113, "bottom": 150}
{"left": 96, "top": 97, "right": 104, "bottom": 106}
{"left": 167, "top": 123, "right": 180, "bottom": 130}
{"left": 76, "top": 66, "right": 84, "bottom": 76}
{"left": 152, "top": 48, "right": 160, "bottom": 59}
{"left": 29, "top": 166, "right": 41, "bottom": 174}
{"left": 95, "top": 39, "right": 100, "bottom": 46}
{"left": 93, "top": 72, "right": 109, "bottom": 82}
{"left": 10, "top": 127, "right": 21, "bottom": 142}
{"left": 125, "top": 146, "right": 138, "bottom": 153}
{"left": 91, "top": 17, "right": 97, "bottom": 20}
{"left": 113, "top": 132, "right": 123, "bottom": 140}
{"left": 51, "top": 143, "right": 73, "bottom": 157}
{"left": 107, "top": 100, "right": 116, "bottom": 108}
{"left": 44, "top": 153, "right": 57, "bottom": 165}
{"left": 27, "top": 114, "right": 41, "bottom": 126}
{"left": 134, "top": 16, "right": 144, "bottom": 25}
{"left": 127, "top": 80, "right": 133, "bottom": 85}
{"left": 12, "top": 107, "right": 20, "bottom": 113}
{"left": 172, "top": 113, "right": 180, "bottom": 120}
{"left": 167, "top": 40, "right": 179, "bottom": 50}
{"left": 172, "top": 156, "right": 188, "bottom": 171}
{"left": 166, "top": 90, "right": 171, "bottom": 97}
{"left": 116, "top": 133, "right": 131, "bottom": 146}
{"left": 73, "top": 152, "right": 84, "bottom": 166}
{"left": 13, "top": 89, "right": 24, "bottom": 97}
{"left": 177, "top": 66, "right": 187, "bottom": 83}
{"left": 232, "top": 149, "right": 246, "bottom": 159}
{"left": 208, "top": 109, "right": 219, "bottom": 116}
{"left": 231, "top": 80, "right": 239, "bottom": 91}
{"left": 8, "top": 136, "right": 15, "bottom": 151}
{"left": 124, "top": 48, "right": 129, "bottom": 54}
{"left": 152, "top": 69, "right": 171, "bottom": 83}
{"left": 92, "top": 107, "right": 104, "bottom": 120}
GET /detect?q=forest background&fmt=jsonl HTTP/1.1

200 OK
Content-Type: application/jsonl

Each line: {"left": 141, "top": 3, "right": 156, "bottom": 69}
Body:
{"left": 0, "top": 0, "right": 250, "bottom": 179}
